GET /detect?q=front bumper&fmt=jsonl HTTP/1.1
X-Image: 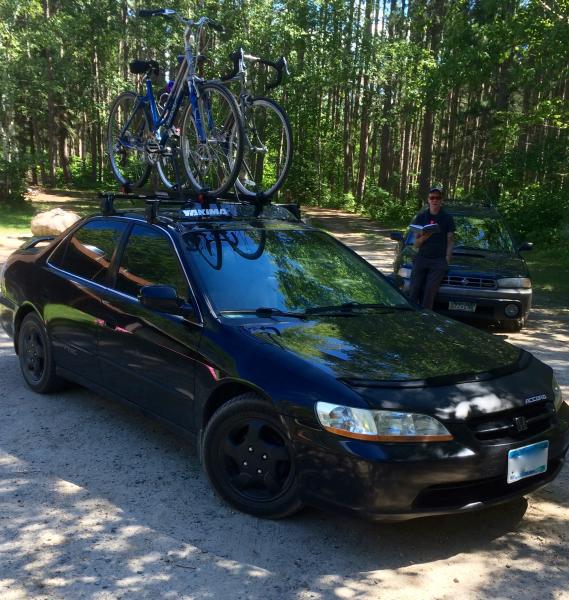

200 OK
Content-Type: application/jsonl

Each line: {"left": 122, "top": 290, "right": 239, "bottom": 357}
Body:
{"left": 434, "top": 286, "right": 532, "bottom": 324}
{"left": 287, "top": 402, "right": 569, "bottom": 520}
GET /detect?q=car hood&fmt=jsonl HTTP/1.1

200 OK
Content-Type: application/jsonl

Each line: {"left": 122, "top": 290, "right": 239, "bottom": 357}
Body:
{"left": 242, "top": 310, "right": 521, "bottom": 384}
{"left": 400, "top": 248, "right": 528, "bottom": 278}
{"left": 448, "top": 252, "right": 528, "bottom": 278}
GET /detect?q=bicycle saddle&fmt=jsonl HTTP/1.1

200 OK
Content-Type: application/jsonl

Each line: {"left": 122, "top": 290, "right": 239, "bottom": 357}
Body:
{"left": 129, "top": 60, "right": 160, "bottom": 75}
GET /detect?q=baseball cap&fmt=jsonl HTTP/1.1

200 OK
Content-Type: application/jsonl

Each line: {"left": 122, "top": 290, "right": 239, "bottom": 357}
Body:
{"left": 428, "top": 186, "right": 443, "bottom": 195}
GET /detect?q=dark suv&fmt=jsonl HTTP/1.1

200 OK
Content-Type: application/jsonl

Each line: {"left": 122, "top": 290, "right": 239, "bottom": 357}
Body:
{"left": 391, "top": 205, "right": 533, "bottom": 331}
{"left": 1, "top": 194, "right": 566, "bottom": 521}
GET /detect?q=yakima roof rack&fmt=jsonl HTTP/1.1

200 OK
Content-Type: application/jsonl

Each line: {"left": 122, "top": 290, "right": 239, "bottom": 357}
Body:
{"left": 99, "top": 188, "right": 301, "bottom": 224}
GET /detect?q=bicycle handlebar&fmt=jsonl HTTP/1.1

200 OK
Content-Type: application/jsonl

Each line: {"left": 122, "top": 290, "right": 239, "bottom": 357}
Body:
{"left": 137, "top": 8, "right": 224, "bottom": 32}
{"left": 265, "top": 56, "right": 289, "bottom": 90}
{"left": 138, "top": 8, "right": 175, "bottom": 17}
{"left": 220, "top": 48, "right": 289, "bottom": 89}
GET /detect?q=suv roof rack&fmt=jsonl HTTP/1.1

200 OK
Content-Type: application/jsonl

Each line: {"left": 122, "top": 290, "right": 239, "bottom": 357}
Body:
{"left": 99, "top": 189, "right": 301, "bottom": 224}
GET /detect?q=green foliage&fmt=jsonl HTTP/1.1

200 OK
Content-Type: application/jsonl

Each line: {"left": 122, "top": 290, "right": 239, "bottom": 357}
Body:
{"left": 361, "top": 185, "right": 417, "bottom": 227}
{"left": 0, "top": 157, "right": 28, "bottom": 202}
{"left": 497, "top": 186, "right": 569, "bottom": 244}
{"left": 0, "top": 0, "right": 567, "bottom": 252}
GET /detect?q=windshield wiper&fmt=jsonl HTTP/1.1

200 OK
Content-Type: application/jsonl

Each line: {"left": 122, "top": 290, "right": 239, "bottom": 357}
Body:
{"left": 220, "top": 307, "right": 309, "bottom": 319}
{"left": 304, "top": 302, "right": 413, "bottom": 315}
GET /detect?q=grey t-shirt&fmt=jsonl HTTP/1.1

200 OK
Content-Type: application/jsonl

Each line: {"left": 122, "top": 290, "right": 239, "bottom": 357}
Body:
{"left": 412, "top": 208, "right": 455, "bottom": 259}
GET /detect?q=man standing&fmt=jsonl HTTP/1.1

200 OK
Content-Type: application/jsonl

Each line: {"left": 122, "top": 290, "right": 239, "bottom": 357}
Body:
{"left": 409, "top": 186, "right": 455, "bottom": 309}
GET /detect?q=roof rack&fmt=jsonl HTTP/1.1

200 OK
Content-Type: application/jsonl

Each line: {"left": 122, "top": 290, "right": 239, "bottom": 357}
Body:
{"left": 99, "top": 188, "right": 301, "bottom": 224}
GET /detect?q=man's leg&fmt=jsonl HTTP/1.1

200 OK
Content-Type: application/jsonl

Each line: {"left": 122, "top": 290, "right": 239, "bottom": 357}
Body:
{"left": 422, "top": 258, "right": 448, "bottom": 309}
{"left": 409, "top": 255, "right": 429, "bottom": 304}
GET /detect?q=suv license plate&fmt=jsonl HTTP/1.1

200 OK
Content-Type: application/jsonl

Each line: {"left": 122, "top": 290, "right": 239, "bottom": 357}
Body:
{"left": 507, "top": 440, "right": 549, "bottom": 484}
{"left": 449, "top": 301, "right": 477, "bottom": 312}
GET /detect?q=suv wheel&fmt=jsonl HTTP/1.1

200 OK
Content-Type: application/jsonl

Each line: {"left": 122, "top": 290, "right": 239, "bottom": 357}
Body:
{"left": 202, "top": 393, "right": 303, "bottom": 518}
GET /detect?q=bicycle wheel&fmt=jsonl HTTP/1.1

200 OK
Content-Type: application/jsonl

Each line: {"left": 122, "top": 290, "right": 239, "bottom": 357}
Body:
{"left": 156, "top": 100, "right": 188, "bottom": 190}
{"left": 107, "top": 91, "right": 151, "bottom": 188}
{"left": 225, "top": 229, "right": 266, "bottom": 260}
{"left": 235, "top": 97, "right": 293, "bottom": 198}
{"left": 180, "top": 82, "right": 244, "bottom": 196}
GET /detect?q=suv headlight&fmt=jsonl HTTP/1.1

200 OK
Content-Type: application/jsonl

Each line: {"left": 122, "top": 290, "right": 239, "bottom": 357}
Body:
{"left": 497, "top": 277, "right": 531, "bottom": 289}
{"left": 315, "top": 402, "right": 453, "bottom": 442}
{"left": 553, "top": 375, "right": 564, "bottom": 411}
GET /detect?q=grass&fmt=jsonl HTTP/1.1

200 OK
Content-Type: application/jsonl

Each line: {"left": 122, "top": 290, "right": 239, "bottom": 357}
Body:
{"left": 0, "top": 193, "right": 97, "bottom": 238}
{"left": 526, "top": 246, "right": 569, "bottom": 309}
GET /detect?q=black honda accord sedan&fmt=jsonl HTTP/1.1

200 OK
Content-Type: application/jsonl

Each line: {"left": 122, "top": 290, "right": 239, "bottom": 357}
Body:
{"left": 1, "top": 197, "right": 567, "bottom": 520}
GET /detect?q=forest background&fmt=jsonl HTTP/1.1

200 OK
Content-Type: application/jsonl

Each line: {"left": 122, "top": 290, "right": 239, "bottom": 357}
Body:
{"left": 1, "top": 0, "right": 568, "bottom": 247}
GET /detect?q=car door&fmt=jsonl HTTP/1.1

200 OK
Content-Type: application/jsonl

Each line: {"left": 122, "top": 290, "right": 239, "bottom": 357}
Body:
{"left": 45, "top": 218, "right": 129, "bottom": 383}
{"left": 97, "top": 222, "right": 202, "bottom": 430}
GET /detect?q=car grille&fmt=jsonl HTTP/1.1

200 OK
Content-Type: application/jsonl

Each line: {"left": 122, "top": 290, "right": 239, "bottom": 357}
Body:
{"left": 442, "top": 275, "right": 496, "bottom": 289}
{"left": 412, "top": 459, "right": 561, "bottom": 510}
{"left": 467, "top": 402, "right": 556, "bottom": 442}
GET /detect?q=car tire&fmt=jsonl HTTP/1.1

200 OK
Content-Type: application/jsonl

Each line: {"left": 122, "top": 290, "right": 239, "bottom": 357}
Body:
{"left": 18, "top": 312, "right": 63, "bottom": 393}
{"left": 202, "top": 393, "right": 303, "bottom": 519}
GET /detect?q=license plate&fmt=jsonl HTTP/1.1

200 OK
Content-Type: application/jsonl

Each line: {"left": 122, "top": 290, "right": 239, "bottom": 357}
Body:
{"left": 507, "top": 440, "right": 549, "bottom": 484}
{"left": 449, "top": 300, "right": 477, "bottom": 312}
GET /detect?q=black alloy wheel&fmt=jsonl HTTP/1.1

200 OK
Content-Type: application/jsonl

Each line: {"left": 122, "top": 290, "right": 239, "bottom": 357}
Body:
{"left": 202, "top": 394, "right": 302, "bottom": 518}
{"left": 18, "top": 312, "right": 62, "bottom": 394}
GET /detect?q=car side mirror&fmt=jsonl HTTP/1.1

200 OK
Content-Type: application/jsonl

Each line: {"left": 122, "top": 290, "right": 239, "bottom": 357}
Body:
{"left": 518, "top": 242, "right": 533, "bottom": 252}
{"left": 390, "top": 231, "right": 404, "bottom": 242}
{"left": 139, "top": 285, "right": 195, "bottom": 317}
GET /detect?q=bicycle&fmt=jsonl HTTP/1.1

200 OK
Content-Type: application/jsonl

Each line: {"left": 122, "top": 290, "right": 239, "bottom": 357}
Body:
{"left": 107, "top": 8, "right": 244, "bottom": 196}
{"left": 219, "top": 48, "right": 293, "bottom": 199}
{"left": 184, "top": 227, "right": 267, "bottom": 270}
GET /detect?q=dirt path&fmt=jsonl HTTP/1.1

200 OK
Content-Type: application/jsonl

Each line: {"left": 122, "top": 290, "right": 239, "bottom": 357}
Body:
{"left": 0, "top": 201, "right": 568, "bottom": 600}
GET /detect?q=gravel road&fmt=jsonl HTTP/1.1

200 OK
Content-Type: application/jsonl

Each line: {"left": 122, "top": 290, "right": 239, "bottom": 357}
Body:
{"left": 1, "top": 206, "right": 568, "bottom": 600}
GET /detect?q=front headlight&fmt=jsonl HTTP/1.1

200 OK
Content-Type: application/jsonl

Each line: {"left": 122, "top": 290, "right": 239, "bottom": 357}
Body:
{"left": 315, "top": 402, "right": 453, "bottom": 442}
{"left": 398, "top": 266, "right": 412, "bottom": 279}
{"left": 497, "top": 277, "right": 531, "bottom": 289}
{"left": 553, "top": 375, "right": 564, "bottom": 411}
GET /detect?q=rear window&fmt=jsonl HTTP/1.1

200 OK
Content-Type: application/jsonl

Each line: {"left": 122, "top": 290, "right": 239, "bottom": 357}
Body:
{"left": 50, "top": 219, "right": 127, "bottom": 283}
{"left": 405, "top": 213, "right": 515, "bottom": 254}
{"left": 453, "top": 215, "right": 515, "bottom": 253}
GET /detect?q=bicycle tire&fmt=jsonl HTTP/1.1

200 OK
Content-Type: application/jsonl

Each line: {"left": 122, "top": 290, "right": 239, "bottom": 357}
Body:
{"left": 107, "top": 91, "right": 151, "bottom": 188}
{"left": 235, "top": 96, "right": 293, "bottom": 198}
{"left": 226, "top": 229, "right": 266, "bottom": 260}
{"left": 156, "top": 99, "right": 188, "bottom": 190}
{"left": 180, "top": 82, "right": 245, "bottom": 196}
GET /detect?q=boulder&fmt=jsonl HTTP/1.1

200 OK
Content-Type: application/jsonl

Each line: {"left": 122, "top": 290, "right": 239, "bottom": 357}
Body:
{"left": 30, "top": 208, "right": 81, "bottom": 236}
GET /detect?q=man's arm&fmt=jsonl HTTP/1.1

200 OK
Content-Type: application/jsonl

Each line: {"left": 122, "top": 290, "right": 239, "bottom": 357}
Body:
{"left": 413, "top": 231, "right": 433, "bottom": 248}
{"left": 446, "top": 232, "right": 454, "bottom": 263}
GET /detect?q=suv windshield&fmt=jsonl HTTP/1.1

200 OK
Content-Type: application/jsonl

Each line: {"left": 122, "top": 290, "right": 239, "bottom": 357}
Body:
{"left": 182, "top": 227, "right": 410, "bottom": 314}
{"left": 453, "top": 215, "right": 515, "bottom": 253}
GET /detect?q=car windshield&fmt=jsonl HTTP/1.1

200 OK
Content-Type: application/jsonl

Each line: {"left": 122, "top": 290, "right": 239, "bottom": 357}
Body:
{"left": 453, "top": 215, "right": 515, "bottom": 253}
{"left": 182, "top": 227, "right": 410, "bottom": 314}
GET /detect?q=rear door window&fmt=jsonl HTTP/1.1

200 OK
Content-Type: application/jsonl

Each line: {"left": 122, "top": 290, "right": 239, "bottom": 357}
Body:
{"left": 115, "top": 224, "right": 188, "bottom": 299}
{"left": 50, "top": 219, "right": 127, "bottom": 284}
